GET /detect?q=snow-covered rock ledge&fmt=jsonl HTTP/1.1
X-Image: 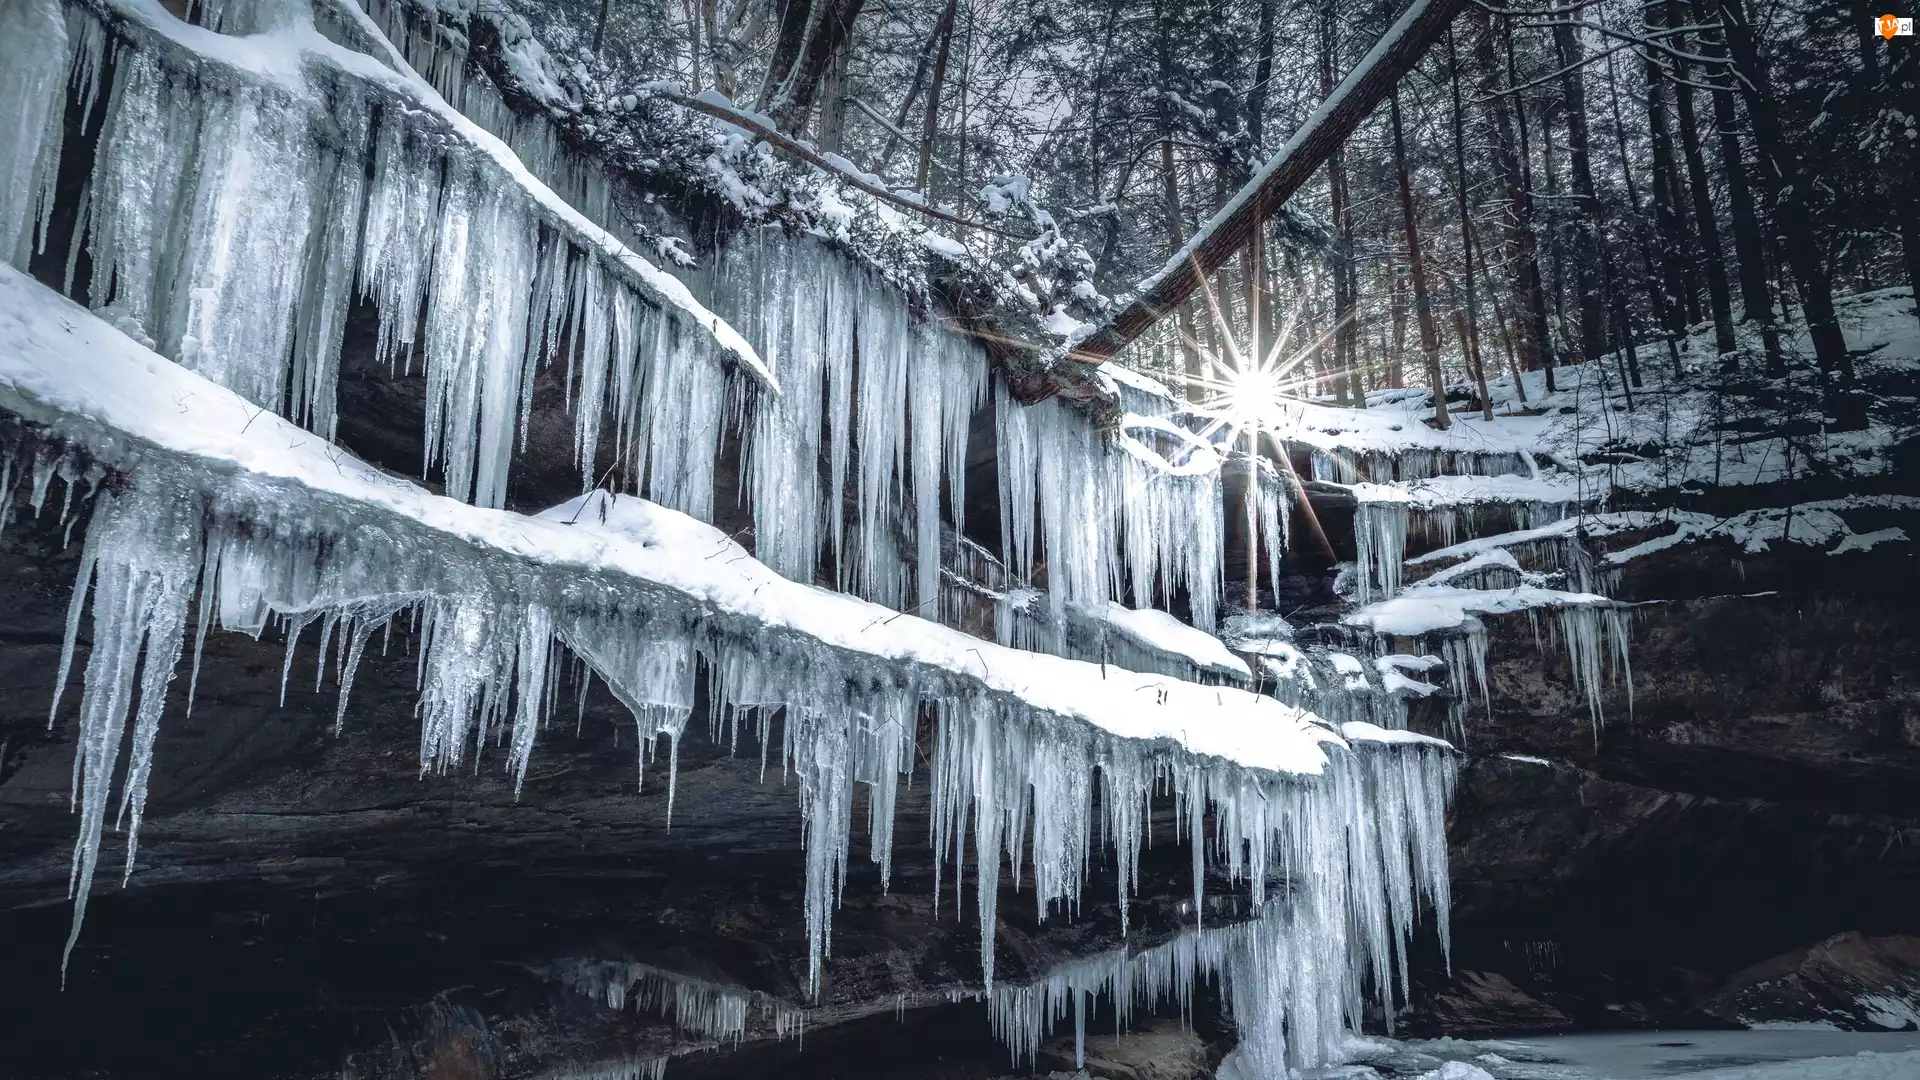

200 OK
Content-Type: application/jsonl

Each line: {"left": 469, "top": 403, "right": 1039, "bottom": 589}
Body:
{"left": 0, "top": 270, "right": 1451, "bottom": 1006}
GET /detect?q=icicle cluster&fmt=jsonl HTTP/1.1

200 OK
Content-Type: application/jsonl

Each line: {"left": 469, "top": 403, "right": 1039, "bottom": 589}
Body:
{"left": 551, "top": 959, "right": 806, "bottom": 1045}
{"left": 983, "top": 738, "right": 1454, "bottom": 1072}
{"left": 997, "top": 392, "right": 1223, "bottom": 632}
{"left": 546, "top": 1059, "right": 670, "bottom": 1080}
{"left": 0, "top": 0, "right": 760, "bottom": 510}
{"left": 1529, "top": 604, "right": 1634, "bottom": 733}
{"left": 689, "top": 230, "right": 988, "bottom": 610}
{"left": 1311, "top": 447, "right": 1534, "bottom": 485}
{"left": 1354, "top": 498, "right": 1577, "bottom": 604}
{"left": 25, "top": 444, "right": 1383, "bottom": 1001}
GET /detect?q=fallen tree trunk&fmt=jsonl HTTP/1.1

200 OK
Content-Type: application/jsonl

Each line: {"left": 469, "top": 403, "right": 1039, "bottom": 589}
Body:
{"left": 1069, "top": 0, "right": 1468, "bottom": 365}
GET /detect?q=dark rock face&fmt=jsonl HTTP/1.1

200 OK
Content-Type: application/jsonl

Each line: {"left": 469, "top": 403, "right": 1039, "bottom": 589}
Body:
{"left": 1407, "top": 547, "right": 1920, "bottom": 1035}
{"left": 1697, "top": 932, "right": 1920, "bottom": 1031}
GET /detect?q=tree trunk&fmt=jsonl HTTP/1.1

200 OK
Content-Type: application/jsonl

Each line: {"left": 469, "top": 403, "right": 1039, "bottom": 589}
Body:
{"left": 768, "top": 0, "right": 868, "bottom": 134}
{"left": 1707, "top": 0, "right": 1856, "bottom": 408}
{"left": 873, "top": 7, "right": 951, "bottom": 172}
{"left": 1644, "top": 29, "right": 1695, "bottom": 372}
{"left": 1163, "top": 137, "right": 1204, "bottom": 400}
{"left": 1474, "top": 220, "right": 1526, "bottom": 403}
{"left": 1537, "top": 93, "right": 1568, "bottom": 346}
{"left": 1389, "top": 272, "right": 1408, "bottom": 390}
{"left": 818, "top": 40, "right": 849, "bottom": 150}
{"left": 1448, "top": 25, "right": 1490, "bottom": 419}
{"left": 1550, "top": 14, "right": 1607, "bottom": 361}
{"left": 759, "top": 0, "right": 814, "bottom": 108}
{"left": 1503, "top": 22, "right": 1558, "bottom": 392}
{"left": 1454, "top": 309, "right": 1494, "bottom": 420}
{"left": 1689, "top": 0, "right": 1780, "bottom": 367}
{"left": 1663, "top": 2, "right": 1737, "bottom": 364}
{"left": 1391, "top": 91, "right": 1451, "bottom": 430}
{"left": 1325, "top": 1, "right": 1359, "bottom": 408}
{"left": 1247, "top": 0, "right": 1277, "bottom": 150}
{"left": 914, "top": 0, "right": 960, "bottom": 196}
{"left": 1478, "top": 16, "right": 1550, "bottom": 388}
{"left": 1604, "top": 33, "right": 1685, "bottom": 374}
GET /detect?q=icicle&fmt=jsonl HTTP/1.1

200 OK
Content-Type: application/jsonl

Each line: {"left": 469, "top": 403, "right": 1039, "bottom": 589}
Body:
{"left": 1553, "top": 604, "right": 1633, "bottom": 734}
{"left": 909, "top": 327, "right": 943, "bottom": 617}
{"left": 359, "top": 110, "right": 440, "bottom": 373}
{"left": 58, "top": 486, "right": 203, "bottom": 980}
{"left": 0, "top": 0, "right": 69, "bottom": 272}
{"left": 743, "top": 240, "right": 827, "bottom": 581}
{"left": 288, "top": 91, "right": 373, "bottom": 442}
{"left": 420, "top": 163, "right": 539, "bottom": 508}
{"left": 508, "top": 605, "right": 554, "bottom": 796}
{"left": 1353, "top": 501, "right": 1409, "bottom": 604}
{"left": 853, "top": 282, "right": 911, "bottom": 606}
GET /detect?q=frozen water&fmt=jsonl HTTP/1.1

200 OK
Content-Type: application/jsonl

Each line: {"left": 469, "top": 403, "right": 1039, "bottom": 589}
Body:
{"left": 3, "top": 0, "right": 764, "bottom": 511}
{"left": 999, "top": 395, "right": 1223, "bottom": 633}
{"left": 551, "top": 958, "right": 805, "bottom": 1045}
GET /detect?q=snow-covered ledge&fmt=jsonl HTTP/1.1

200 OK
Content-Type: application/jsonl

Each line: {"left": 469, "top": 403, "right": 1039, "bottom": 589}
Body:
{"left": 0, "top": 270, "right": 1451, "bottom": 1040}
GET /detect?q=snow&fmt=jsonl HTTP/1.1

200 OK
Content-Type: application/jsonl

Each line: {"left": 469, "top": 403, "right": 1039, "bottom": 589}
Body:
{"left": 1833, "top": 527, "right": 1909, "bottom": 555}
{"left": 1352, "top": 1031, "right": 1920, "bottom": 1079}
{"left": 1090, "top": 602, "right": 1251, "bottom": 679}
{"left": 1345, "top": 585, "right": 1614, "bottom": 638}
{"left": 1352, "top": 473, "right": 1596, "bottom": 509}
{"left": 0, "top": 268, "right": 1462, "bottom": 998}
{"left": 919, "top": 230, "right": 969, "bottom": 260}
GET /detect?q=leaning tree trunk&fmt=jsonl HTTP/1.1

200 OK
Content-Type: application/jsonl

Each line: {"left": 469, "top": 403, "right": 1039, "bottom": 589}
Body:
{"left": 1070, "top": 0, "right": 1471, "bottom": 363}
{"left": 1391, "top": 90, "right": 1451, "bottom": 430}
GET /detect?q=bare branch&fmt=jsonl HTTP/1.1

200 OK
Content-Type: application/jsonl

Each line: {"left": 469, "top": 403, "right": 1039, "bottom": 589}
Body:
{"left": 649, "top": 86, "right": 1028, "bottom": 238}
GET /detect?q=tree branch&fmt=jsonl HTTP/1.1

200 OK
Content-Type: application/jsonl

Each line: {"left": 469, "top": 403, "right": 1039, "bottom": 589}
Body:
{"left": 649, "top": 86, "right": 1028, "bottom": 238}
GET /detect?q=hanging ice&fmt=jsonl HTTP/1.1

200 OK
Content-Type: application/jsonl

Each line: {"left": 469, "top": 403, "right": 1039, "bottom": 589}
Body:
{"left": 998, "top": 394, "right": 1223, "bottom": 633}
{"left": 3, "top": 0, "right": 767, "bottom": 512}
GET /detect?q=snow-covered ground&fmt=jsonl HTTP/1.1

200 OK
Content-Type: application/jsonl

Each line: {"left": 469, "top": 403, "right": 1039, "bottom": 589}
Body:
{"left": 1330, "top": 1030, "right": 1920, "bottom": 1079}
{"left": 1271, "top": 287, "right": 1919, "bottom": 497}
